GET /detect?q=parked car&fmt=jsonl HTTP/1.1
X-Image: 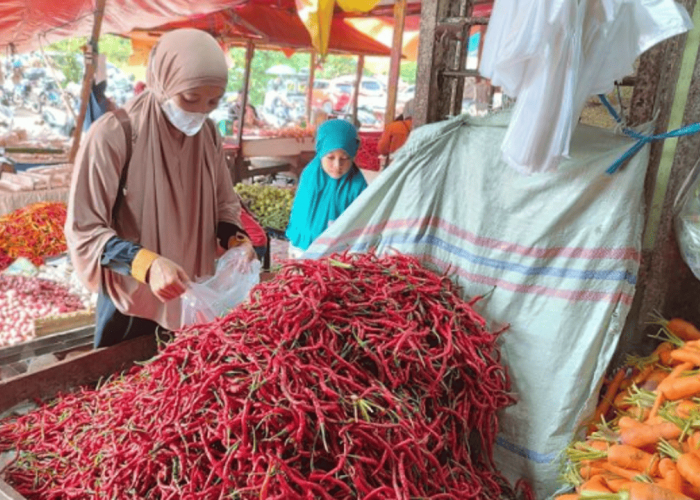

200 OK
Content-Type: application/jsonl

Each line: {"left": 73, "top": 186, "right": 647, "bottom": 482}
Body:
{"left": 328, "top": 81, "right": 353, "bottom": 112}
{"left": 398, "top": 84, "right": 415, "bottom": 103}
{"left": 310, "top": 79, "right": 332, "bottom": 112}
{"left": 330, "top": 76, "right": 387, "bottom": 112}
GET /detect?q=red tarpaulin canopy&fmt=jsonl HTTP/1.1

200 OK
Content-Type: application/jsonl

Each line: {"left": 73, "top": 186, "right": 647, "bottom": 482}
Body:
{"left": 0, "top": 0, "right": 253, "bottom": 52}
{"left": 131, "top": 2, "right": 391, "bottom": 56}
{"left": 0, "top": 0, "right": 390, "bottom": 56}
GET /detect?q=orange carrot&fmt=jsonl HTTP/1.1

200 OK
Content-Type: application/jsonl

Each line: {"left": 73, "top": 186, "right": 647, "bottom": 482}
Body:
{"left": 580, "top": 461, "right": 607, "bottom": 480}
{"left": 591, "top": 368, "right": 628, "bottom": 429}
{"left": 687, "top": 431, "right": 700, "bottom": 456}
{"left": 602, "top": 474, "right": 633, "bottom": 492}
{"left": 615, "top": 390, "right": 633, "bottom": 409}
{"left": 668, "top": 319, "right": 700, "bottom": 342}
{"left": 642, "top": 368, "right": 672, "bottom": 391}
{"left": 658, "top": 457, "right": 684, "bottom": 493}
{"left": 649, "top": 362, "right": 694, "bottom": 419}
{"left": 619, "top": 416, "right": 641, "bottom": 428}
{"left": 670, "top": 349, "right": 700, "bottom": 368}
{"left": 607, "top": 444, "right": 659, "bottom": 476}
{"left": 672, "top": 399, "right": 699, "bottom": 419}
{"left": 602, "top": 462, "right": 647, "bottom": 481}
{"left": 646, "top": 415, "right": 672, "bottom": 426}
{"left": 578, "top": 474, "right": 613, "bottom": 492}
{"left": 619, "top": 420, "right": 682, "bottom": 449}
{"left": 624, "top": 406, "right": 650, "bottom": 422}
{"left": 677, "top": 453, "right": 700, "bottom": 488}
{"left": 660, "top": 440, "right": 700, "bottom": 488}
{"left": 623, "top": 482, "right": 693, "bottom": 500}
{"left": 554, "top": 494, "right": 580, "bottom": 500}
{"left": 663, "top": 374, "right": 700, "bottom": 401}
{"left": 633, "top": 364, "right": 656, "bottom": 386}
{"left": 681, "top": 482, "right": 700, "bottom": 500}
{"left": 587, "top": 440, "right": 611, "bottom": 451}
{"left": 658, "top": 342, "right": 678, "bottom": 366}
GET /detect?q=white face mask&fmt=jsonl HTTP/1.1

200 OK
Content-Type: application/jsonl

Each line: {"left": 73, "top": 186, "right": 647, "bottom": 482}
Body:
{"left": 161, "top": 98, "right": 207, "bottom": 136}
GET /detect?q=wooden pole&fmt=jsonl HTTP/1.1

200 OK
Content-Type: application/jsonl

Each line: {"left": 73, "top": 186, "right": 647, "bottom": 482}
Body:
{"left": 231, "top": 40, "right": 255, "bottom": 184}
{"left": 68, "top": 0, "right": 107, "bottom": 164}
{"left": 306, "top": 51, "right": 316, "bottom": 128}
{"left": 384, "top": 0, "right": 407, "bottom": 126}
{"left": 351, "top": 54, "right": 364, "bottom": 126}
{"left": 236, "top": 40, "right": 255, "bottom": 147}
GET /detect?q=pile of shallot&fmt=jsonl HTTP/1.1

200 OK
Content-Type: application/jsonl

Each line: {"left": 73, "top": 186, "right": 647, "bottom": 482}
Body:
{"left": 0, "top": 276, "right": 86, "bottom": 347}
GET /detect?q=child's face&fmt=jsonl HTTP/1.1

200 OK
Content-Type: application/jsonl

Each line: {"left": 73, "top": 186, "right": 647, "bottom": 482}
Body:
{"left": 321, "top": 149, "right": 353, "bottom": 179}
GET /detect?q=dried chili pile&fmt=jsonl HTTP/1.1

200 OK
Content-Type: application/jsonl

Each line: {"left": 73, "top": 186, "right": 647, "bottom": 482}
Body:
{"left": 0, "top": 253, "right": 517, "bottom": 499}
{"left": 0, "top": 202, "right": 68, "bottom": 266}
{"left": 356, "top": 132, "right": 382, "bottom": 171}
{"left": 0, "top": 249, "right": 11, "bottom": 271}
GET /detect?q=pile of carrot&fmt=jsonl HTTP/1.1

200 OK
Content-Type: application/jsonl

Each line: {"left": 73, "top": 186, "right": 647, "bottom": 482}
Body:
{"left": 0, "top": 202, "right": 68, "bottom": 268}
{"left": 0, "top": 252, "right": 525, "bottom": 499}
{"left": 557, "top": 314, "right": 700, "bottom": 500}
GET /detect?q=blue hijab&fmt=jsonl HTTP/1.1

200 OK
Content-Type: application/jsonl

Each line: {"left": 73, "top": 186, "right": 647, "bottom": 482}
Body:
{"left": 286, "top": 119, "right": 367, "bottom": 250}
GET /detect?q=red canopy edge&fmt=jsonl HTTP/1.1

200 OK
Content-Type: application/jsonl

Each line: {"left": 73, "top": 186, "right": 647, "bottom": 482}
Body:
{"left": 0, "top": 0, "right": 390, "bottom": 56}
{"left": 130, "top": 2, "right": 391, "bottom": 56}
{"left": 0, "top": 0, "right": 251, "bottom": 52}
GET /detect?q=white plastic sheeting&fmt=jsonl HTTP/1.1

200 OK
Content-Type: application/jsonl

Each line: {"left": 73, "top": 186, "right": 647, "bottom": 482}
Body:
{"left": 303, "top": 113, "right": 651, "bottom": 498}
{"left": 479, "top": 0, "right": 692, "bottom": 174}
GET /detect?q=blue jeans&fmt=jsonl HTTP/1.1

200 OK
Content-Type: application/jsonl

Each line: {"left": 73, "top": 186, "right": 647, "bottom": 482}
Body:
{"left": 94, "top": 289, "right": 166, "bottom": 348}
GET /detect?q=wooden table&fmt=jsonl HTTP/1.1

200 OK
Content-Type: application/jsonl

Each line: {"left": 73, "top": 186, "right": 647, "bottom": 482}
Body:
{"left": 223, "top": 136, "right": 315, "bottom": 184}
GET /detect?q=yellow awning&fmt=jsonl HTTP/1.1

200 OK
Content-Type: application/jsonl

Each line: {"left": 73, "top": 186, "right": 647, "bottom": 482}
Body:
{"left": 295, "top": 0, "right": 380, "bottom": 57}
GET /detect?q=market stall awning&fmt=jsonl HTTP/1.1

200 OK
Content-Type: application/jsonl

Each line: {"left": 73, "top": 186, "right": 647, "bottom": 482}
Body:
{"left": 346, "top": 18, "right": 419, "bottom": 60}
{"left": 127, "top": 2, "right": 391, "bottom": 62}
{"left": 0, "top": 0, "right": 249, "bottom": 52}
{"left": 295, "top": 0, "right": 380, "bottom": 57}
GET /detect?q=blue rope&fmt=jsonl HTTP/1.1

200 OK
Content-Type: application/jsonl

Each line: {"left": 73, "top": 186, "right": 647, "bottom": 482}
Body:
{"left": 597, "top": 94, "right": 700, "bottom": 175}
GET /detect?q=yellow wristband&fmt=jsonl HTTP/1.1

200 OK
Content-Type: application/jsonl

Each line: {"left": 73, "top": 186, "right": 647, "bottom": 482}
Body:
{"left": 228, "top": 233, "right": 249, "bottom": 248}
{"left": 131, "top": 248, "right": 159, "bottom": 284}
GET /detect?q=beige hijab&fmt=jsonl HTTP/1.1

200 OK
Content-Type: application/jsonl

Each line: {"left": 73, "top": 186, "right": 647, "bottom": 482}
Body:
{"left": 65, "top": 29, "right": 241, "bottom": 330}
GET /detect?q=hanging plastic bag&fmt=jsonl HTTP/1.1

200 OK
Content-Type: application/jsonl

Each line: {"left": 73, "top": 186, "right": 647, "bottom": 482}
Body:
{"left": 674, "top": 158, "right": 700, "bottom": 281}
{"left": 180, "top": 246, "right": 261, "bottom": 327}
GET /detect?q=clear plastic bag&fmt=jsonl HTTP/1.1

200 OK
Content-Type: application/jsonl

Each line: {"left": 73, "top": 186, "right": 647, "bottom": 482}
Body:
{"left": 180, "top": 246, "right": 261, "bottom": 327}
{"left": 674, "top": 158, "right": 700, "bottom": 281}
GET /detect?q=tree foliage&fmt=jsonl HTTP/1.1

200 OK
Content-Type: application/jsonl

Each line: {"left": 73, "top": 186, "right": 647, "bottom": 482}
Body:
{"left": 44, "top": 33, "right": 390, "bottom": 104}
{"left": 45, "top": 35, "right": 133, "bottom": 85}
{"left": 228, "top": 47, "right": 361, "bottom": 106}
{"left": 400, "top": 61, "right": 417, "bottom": 85}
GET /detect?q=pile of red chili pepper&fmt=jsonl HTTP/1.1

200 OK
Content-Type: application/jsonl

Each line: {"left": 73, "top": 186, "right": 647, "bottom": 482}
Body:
{"left": 0, "top": 250, "right": 11, "bottom": 272}
{"left": 356, "top": 131, "right": 382, "bottom": 171}
{"left": 0, "top": 202, "right": 68, "bottom": 268}
{"left": 0, "top": 253, "right": 519, "bottom": 499}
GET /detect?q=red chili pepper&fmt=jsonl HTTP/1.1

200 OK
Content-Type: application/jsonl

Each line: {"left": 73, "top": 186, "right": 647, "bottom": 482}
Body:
{"left": 0, "top": 252, "right": 524, "bottom": 499}
{"left": 0, "top": 202, "right": 68, "bottom": 266}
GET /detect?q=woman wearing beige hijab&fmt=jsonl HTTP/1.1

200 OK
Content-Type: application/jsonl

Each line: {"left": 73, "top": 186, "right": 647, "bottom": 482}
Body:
{"left": 65, "top": 29, "right": 254, "bottom": 348}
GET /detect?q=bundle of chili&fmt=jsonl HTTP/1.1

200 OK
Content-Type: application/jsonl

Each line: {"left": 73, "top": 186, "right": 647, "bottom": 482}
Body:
{"left": 0, "top": 252, "right": 518, "bottom": 499}
{"left": 0, "top": 202, "right": 68, "bottom": 266}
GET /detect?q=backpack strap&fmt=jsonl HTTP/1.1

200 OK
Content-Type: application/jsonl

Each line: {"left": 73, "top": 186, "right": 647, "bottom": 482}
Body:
{"left": 111, "top": 108, "right": 132, "bottom": 223}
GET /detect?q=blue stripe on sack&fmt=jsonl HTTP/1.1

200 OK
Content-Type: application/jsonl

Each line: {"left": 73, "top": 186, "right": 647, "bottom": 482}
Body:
{"left": 496, "top": 436, "right": 557, "bottom": 464}
{"left": 309, "top": 233, "right": 637, "bottom": 285}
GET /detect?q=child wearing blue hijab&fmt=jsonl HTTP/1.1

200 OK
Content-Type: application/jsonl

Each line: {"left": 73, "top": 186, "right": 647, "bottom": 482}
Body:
{"left": 286, "top": 119, "right": 368, "bottom": 255}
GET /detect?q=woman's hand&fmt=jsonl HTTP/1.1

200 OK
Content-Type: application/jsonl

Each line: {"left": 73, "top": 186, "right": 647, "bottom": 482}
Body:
{"left": 147, "top": 256, "right": 190, "bottom": 302}
{"left": 241, "top": 240, "right": 257, "bottom": 263}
